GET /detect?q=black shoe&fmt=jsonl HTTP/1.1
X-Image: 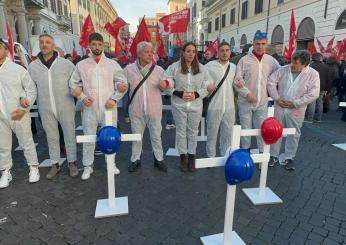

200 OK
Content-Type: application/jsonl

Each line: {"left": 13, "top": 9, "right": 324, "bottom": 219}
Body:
{"left": 188, "top": 154, "right": 196, "bottom": 172}
{"left": 268, "top": 156, "right": 279, "bottom": 167}
{"left": 128, "top": 160, "right": 141, "bottom": 173}
{"left": 94, "top": 149, "right": 103, "bottom": 156}
{"left": 154, "top": 161, "right": 167, "bottom": 172}
{"left": 285, "top": 159, "right": 295, "bottom": 171}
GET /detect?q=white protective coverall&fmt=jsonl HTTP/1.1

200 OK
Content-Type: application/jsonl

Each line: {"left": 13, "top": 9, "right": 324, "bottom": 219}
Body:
{"left": 0, "top": 58, "right": 38, "bottom": 170}
{"left": 205, "top": 60, "right": 236, "bottom": 157}
{"left": 28, "top": 53, "right": 76, "bottom": 164}
{"left": 125, "top": 61, "right": 165, "bottom": 162}
{"left": 234, "top": 52, "right": 280, "bottom": 152}
{"left": 163, "top": 61, "right": 210, "bottom": 155}
{"left": 267, "top": 65, "right": 320, "bottom": 160}
{"left": 69, "top": 54, "right": 127, "bottom": 166}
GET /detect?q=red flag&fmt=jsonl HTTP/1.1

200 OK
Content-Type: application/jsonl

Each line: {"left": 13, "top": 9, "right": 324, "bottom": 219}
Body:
{"left": 72, "top": 41, "right": 78, "bottom": 60}
{"left": 6, "top": 22, "right": 14, "bottom": 62}
{"left": 283, "top": 9, "right": 296, "bottom": 62}
{"left": 79, "top": 15, "right": 95, "bottom": 48}
{"left": 129, "top": 17, "right": 151, "bottom": 58}
{"left": 309, "top": 41, "right": 317, "bottom": 55}
{"left": 337, "top": 39, "right": 346, "bottom": 61}
{"left": 326, "top": 37, "right": 335, "bottom": 51}
{"left": 158, "top": 9, "right": 190, "bottom": 34}
{"left": 317, "top": 38, "right": 326, "bottom": 54}
{"left": 204, "top": 38, "right": 220, "bottom": 57}
{"left": 175, "top": 33, "right": 184, "bottom": 48}
{"left": 156, "top": 24, "right": 165, "bottom": 58}
{"left": 104, "top": 17, "right": 127, "bottom": 56}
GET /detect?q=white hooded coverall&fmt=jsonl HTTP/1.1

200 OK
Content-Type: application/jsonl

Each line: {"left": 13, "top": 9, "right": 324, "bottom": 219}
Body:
{"left": 205, "top": 60, "right": 236, "bottom": 157}
{"left": 267, "top": 65, "right": 320, "bottom": 160}
{"left": 0, "top": 58, "right": 38, "bottom": 171}
{"left": 69, "top": 54, "right": 127, "bottom": 167}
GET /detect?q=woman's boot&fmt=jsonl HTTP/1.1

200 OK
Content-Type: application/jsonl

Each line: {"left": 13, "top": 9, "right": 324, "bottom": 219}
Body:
{"left": 180, "top": 154, "right": 188, "bottom": 172}
{"left": 188, "top": 154, "right": 196, "bottom": 172}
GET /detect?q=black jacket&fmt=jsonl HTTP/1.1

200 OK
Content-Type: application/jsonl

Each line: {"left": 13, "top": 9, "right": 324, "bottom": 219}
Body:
{"left": 310, "top": 61, "right": 329, "bottom": 91}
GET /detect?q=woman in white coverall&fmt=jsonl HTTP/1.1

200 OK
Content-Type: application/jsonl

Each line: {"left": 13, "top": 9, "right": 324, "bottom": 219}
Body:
{"left": 69, "top": 33, "right": 128, "bottom": 180}
{"left": 163, "top": 42, "right": 210, "bottom": 172}
{"left": 267, "top": 50, "right": 320, "bottom": 170}
{"left": 0, "top": 39, "right": 40, "bottom": 188}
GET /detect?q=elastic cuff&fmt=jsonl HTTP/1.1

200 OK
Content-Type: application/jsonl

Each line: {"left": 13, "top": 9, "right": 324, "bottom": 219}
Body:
{"left": 173, "top": 91, "right": 184, "bottom": 98}
{"left": 194, "top": 92, "right": 200, "bottom": 99}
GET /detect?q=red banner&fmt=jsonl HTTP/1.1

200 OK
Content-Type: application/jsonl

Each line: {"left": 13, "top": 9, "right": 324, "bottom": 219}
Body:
{"left": 129, "top": 17, "right": 151, "bottom": 58}
{"left": 158, "top": 9, "right": 190, "bottom": 34}
{"left": 204, "top": 38, "right": 220, "bottom": 57}
{"left": 156, "top": 25, "right": 165, "bottom": 58}
{"left": 79, "top": 15, "right": 95, "bottom": 48}
{"left": 104, "top": 17, "right": 127, "bottom": 56}
{"left": 283, "top": 9, "right": 296, "bottom": 62}
{"left": 6, "top": 22, "right": 14, "bottom": 62}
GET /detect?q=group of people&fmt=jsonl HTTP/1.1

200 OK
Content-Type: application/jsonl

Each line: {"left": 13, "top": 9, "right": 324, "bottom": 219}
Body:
{"left": 0, "top": 31, "right": 322, "bottom": 189}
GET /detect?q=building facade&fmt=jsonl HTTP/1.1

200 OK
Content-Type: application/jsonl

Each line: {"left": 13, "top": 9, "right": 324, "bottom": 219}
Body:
{"left": 188, "top": 0, "right": 346, "bottom": 53}
{"left": 0, "top": 0, "right": 120, "bottom": 53}
{"left": 143, "top": 12, "right": 166, "bottom": 46}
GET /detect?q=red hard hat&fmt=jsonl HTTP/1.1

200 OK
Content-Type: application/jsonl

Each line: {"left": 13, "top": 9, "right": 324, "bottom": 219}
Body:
{"left": 261, "top": 117, "right": 283, "bottom": 145}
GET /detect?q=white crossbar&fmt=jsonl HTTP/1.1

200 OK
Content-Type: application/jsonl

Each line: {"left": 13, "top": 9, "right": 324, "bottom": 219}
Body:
{"left": 240, "top": 128, "right": 296, "bottom": 137}
{"left": 77, "top": 134, "right": 141, "bottom": 143}
{"left": 340, "top": 102, "right": 346, "bottom": 107}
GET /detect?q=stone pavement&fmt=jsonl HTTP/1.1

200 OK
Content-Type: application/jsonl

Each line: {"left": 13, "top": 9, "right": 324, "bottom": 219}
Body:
{"left": 0, "top": 103, "right": 345, "bottom": 245}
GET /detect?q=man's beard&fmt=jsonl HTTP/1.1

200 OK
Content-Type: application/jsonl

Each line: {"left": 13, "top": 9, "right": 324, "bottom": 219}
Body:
{"left": 92, "top": 49, "right": 102, "bottom": 56}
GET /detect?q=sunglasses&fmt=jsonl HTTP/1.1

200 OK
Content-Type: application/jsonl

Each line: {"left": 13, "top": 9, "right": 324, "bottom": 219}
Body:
{"left": 255, "top": 32, "right": 268, "bottom": 38}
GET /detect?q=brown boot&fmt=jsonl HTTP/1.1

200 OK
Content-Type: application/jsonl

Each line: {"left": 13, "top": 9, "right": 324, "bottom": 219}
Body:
{"left": 68, "top": 162, "right": 79, "bottom": 177}
{"left": 46, "top": 163, "right": 61, "bottom": 179}
{"left": 179, "top": 154, "right": 188, "bottom": 172}
{"left": 188, "top": 154, "right": 196, "bottom": 172}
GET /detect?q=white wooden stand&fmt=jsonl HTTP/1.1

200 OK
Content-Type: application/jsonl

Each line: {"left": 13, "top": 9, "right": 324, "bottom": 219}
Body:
{"left": 332, "top": 102, "right": 346, "bottom": 151}
{"left": 76, "top": 110, "right": 141, "bottom": 219}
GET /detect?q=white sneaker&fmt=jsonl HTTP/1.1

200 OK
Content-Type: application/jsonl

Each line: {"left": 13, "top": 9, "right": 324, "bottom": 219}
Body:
{"left": 81, "top": 166, "right": 93, "bottom": 180}
{"left": 29, "top": 166, "right": 40, "bottom": 183}
{"left": 114, "top": 163, "right": 120, "bottom": 175}
{"left": 0, "top": 170, "right": 12, "bottom": 189}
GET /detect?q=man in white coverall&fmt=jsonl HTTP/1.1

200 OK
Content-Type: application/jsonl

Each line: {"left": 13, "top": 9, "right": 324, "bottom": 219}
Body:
{"left": 0, "top": 39, "right": 40, "bottom": 188}
{"left": 205, "top": 41, "right": 236, "bottom": 157}
{"left": 125, "top": 42, "right": 167, "bottom": 173}
{"left": 28, "top": 34, "right": 78, "bottom": 179}
{"left": 70, "top": 33, "right": 128, "bottom": 180}
{"left": 267, "top": 50, "right": 320, "bottom": 170}
{"left": 234, "top": 32, "right": 280, "bottom": 153}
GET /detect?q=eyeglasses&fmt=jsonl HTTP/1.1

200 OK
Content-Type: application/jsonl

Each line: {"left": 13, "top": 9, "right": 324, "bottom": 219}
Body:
{"left": 255, "top": 32, "right": 268, "bottom": 38}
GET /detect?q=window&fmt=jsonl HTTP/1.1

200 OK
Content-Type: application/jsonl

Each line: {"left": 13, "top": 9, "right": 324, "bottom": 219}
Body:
{"left": 221, "top": 14, "right": 226, "bottom": 28}
{"left": 255, "top": 0, "right": 263, "bottom": 14}
{"left": 208, "top": 21, "right": 212, "bottom": 33}
{"left": 241, "top": 1, "right": 248, "bottom": 20}
{"left": 78, "top": 0, "right": 81, "bottom": 6}
{"left": 230, "top": 8, "right": 236, "bottom": 24}
{"left": 175, "top": 6, "right": 178, "bottom": 11}
{"left": 278, "top": 0, "right": 284, "bottom": 4}
{"left": 51, "top": 0, "right": 57, "bottom": 13}
{"left": 83, "top": 0, "right": 86, "bottom": 9}
{"left": 57, "top": 0, "right": 63, "bottom": 15}
{"left": 193, "top": 3, "right": 197, "bottom": 18}
{"left": 64, "top": 5, "right": 68, "bottom": 17}
{"left": 215, "top": 17, "right": 219, "bottom": 31}
{"left": 87, "top": 1, "right": 90, "bottom": 12}
{"left": 43, "top": 0, "right": 48, "bottom": 7}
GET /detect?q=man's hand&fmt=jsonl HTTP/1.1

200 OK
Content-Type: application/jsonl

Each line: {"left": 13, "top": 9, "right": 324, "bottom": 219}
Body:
{"left": 71, "top": 87, "right": 82, "bottom": 97}
{"left": 283, "top": 100, "right": 295, "bottom": 109}
{"left": 207, "top": 83, "right": 217, "bottom": 93}
{"left": 105, "top": 99, "right": 116, "bottom": 109}
{"left": 11, "top": 108, "right": 26, "bottom": 121}
{"left": 117, "top": 82, "right": 128, "bottom": 93}
{"left": 276, "top": 99, "right": 287, "bottom": 108}
{"left": 183, "top": 91, "right": 195, "bottom": 102}
{"left": 246, "top": 92, "right": 257, "bottom": 103}
{"left": 83, "top": 96, "right": 94, "bottom": 107}
{"left": 160, "top": 80, "right": 170, "bottom": 90}
{"left": 20, "top": 98, "right": 30, "bottom": 108}
{"left": 234, "top": 79, "right": 245, "bottom": 89}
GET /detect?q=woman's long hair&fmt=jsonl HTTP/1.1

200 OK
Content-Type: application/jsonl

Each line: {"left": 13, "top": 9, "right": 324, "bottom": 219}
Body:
{"left": 180, "top": 42, "right": 200, "bottom": 75}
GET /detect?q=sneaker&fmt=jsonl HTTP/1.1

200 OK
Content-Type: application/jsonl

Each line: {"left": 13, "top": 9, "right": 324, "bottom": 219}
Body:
{"left": 68, "top": 162, "right": 79, "bottom": 177}
{"left": 114, "top": 163, "right": 120, "bottom": 175}
{"left": 268, "top": 156, "right": 279, "bottom": 167}
{"left": 154, "top": 161, "right": 167, "bottom": 172}
{"left": 81, "top": 166, "right": 93, "bottom": 180}
{"left": 284, "top": 159, "right": 295, "bottom": 171}
{"left": 46, "top": 163, "right": 61, "bottom": 179}
{"left": 29, "top": 166, "right": 40, "bottom": 183}
{"left": 128, "top": 160, "right": 141, "bottom": 173}
{"left": 165, "top": 124, "right": 176, "bottom": 130}
{"left": 0, "top": 170, "right": 12, "bottom": 189}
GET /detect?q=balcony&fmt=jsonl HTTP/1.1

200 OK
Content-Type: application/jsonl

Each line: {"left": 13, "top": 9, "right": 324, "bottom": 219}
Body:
{"left": 25, "top": 0, "right": 45, "bottom": 9}
{"left": 57, "top": 15, "right": 71, "bottom": 31}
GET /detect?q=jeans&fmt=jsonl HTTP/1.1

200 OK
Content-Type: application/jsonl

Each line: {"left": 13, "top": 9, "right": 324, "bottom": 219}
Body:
{"left": 163, "top": 95, "right": 174, "bottom": 125}
{"left": 306, "top": 91, "right": 325, "bottom": 121}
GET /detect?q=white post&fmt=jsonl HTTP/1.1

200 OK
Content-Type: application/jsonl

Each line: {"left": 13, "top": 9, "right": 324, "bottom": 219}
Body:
{"left": 106, "top": 154, "right": 116, "bottom": 207}
{"left": 201, "top": 117, "right": 206, "bottom": 137}
{"left": 223, "top": 185, "right": 236, "bottom": 245}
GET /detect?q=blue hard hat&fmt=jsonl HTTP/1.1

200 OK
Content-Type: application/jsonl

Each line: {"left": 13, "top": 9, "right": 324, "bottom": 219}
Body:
{"left": 224, "top": 148, "right": 255, "bottom": 185}
{"left": 96, "top": 126, "right": 121, "bottom": 155}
